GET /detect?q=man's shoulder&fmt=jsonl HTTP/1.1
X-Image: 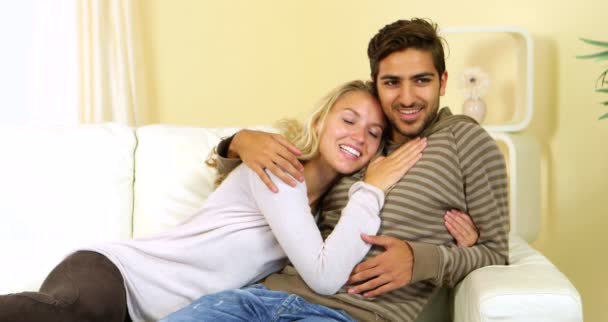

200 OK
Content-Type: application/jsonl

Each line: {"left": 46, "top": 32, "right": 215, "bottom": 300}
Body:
{"left": 443, "top": 118, "right": 492, "bottom": 142}
{"left": 424, "top": 118, "right": 488, "bottom": 146}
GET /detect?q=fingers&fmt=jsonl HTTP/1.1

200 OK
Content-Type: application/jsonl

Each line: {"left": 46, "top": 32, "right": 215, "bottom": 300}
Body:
{"left": 348, "top": 274, "right": 391, "bottom": 295}
{"left": 363, "top": 138, "right": 425, "bottom": 192}
{"left": 253, "top": 166, "right": 278, "bottom": 193}
{"left": 272, "top": 134, "right": 303, "bottom": 158}
{"left": 246, "top": 133, "right": 302, "bottom": 184}
{"left": 349, "top": 237, "right": 414, "bottom": 295}
{"left": 360, "top": 234, "right": 395, "bottom": 248}
{"left": 272, "top": 147, "right": 305, "bottom": 182}
{"left": 361, "top": 281, "right": 400, "bottom": 298}
{"left": 445, "top": 211, "right": 469, "bottom": 238}
{"left": 444, "top": 217, "right": 463, "bottom": 243}
{"left": 448, "top": 210, "right": 475, "bottom": 236}
{"left": 391, "top": 137, "right": 427, "bottom": 159}
{"left": 265, "top": 162, "right": 297, "bottom": 189}
{"left": 348, "top": 263, "right": 381, "bottom": 285}
{"left": 236, "top": 131, "right": 304, "bottom": 191}
{"left": 369, "top": 156, "right": 385, "bottom": 166}
{"left": 347, "top": 267, "right": 405, "bottom": 297}
{"left": 247, "top": 149, "right": 297, "bottom": 191}
{"left": 445, "top": 210, "right": 478, "bottom": 247}
{"left": 271, "top": 134, "right": 304, "bottom": 180}
{"left": 377, "top": 137, "right": 426, "bottom": 174}
{"left": 350, "top": 253, "right": 379, "bottom": 275}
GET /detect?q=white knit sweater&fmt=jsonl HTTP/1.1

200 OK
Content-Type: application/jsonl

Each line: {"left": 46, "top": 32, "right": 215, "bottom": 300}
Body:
{"left": 83, "top": 164, "right": 384, "bottom": 322}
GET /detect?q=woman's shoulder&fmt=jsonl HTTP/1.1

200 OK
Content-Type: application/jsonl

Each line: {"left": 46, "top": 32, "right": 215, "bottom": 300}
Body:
{"left": 240, "top": 163, "right": 307, "bottom": 195}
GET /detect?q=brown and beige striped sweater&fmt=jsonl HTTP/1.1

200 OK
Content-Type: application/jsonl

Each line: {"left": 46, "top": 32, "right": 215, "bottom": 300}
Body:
{"left": 216, "top": 108, "right": 509, "bottom": 322}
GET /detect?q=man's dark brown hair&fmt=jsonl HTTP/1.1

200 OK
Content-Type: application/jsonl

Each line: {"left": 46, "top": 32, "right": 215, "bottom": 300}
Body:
{"left": 367, "top": 18, "right": 446, "bottom": 84}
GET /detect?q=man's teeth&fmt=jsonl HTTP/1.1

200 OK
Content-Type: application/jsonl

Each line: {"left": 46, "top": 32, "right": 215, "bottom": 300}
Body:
{"left": 399, "top": 108, "right": 421, "bottom": 115}
{"left": 339, "top": 145, "right": 361, "bottom": 157}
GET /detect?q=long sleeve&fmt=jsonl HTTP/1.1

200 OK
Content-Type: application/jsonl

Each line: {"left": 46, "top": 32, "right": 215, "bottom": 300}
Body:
{"left": 214, "top": 135, "right": 242, "bottom": 175}
{"left": 256, "top": 110, "right": 512, "bottom": 321}
{"left": 246, "top": 167, "right": 385, "bottom": 295}
{"left": 409, "top": 122, "right": 510, "bottom": 286}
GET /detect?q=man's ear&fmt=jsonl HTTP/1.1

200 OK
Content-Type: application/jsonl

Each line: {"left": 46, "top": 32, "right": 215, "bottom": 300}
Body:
{"left": 439, "top": 71, "right": 448, "bottom": 96}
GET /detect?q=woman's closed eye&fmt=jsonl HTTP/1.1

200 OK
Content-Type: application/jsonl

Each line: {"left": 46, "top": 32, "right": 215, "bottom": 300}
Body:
{"left": 368, "top": 130, "right": 380, "bottom": 138}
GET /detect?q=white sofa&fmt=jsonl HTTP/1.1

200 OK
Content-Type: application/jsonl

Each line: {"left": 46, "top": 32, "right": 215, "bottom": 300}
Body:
{"left": 0, "top": 123, "right": 582, "bottom": 322}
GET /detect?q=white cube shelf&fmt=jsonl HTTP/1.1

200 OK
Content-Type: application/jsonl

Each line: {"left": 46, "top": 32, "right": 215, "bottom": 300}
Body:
{"left": 441, "top": 26, "right": 534, "bottom": 133}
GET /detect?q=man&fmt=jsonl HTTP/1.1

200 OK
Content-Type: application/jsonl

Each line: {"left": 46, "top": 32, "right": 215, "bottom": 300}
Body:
{"left": 165, "top": 18, "right": 509, "bottom": 322}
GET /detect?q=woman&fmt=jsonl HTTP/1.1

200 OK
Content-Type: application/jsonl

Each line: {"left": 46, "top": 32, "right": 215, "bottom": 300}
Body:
{"left": 0, "top": 80, "right": 475, "bottom": 322}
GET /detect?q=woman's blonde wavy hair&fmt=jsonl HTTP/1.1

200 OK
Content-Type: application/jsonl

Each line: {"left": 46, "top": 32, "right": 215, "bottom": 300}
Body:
{"left": 207, "top": 80, "right": 380, "bottom": 186}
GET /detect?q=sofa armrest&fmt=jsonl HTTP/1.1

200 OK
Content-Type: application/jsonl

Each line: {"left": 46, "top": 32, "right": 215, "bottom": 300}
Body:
{"left": 453, "top": 236, "right": 583, "bottom": 322}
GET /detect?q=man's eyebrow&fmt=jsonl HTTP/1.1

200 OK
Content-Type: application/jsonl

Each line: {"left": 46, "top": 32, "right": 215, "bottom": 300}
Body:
{"left": 379, "top": 72, "right": 435, "bottom": 80}
{"left": 411, "top": 72, "right": 435, "bottom": 79}
{"left": 379, "top": 75, "right": 401, "bottom": 80}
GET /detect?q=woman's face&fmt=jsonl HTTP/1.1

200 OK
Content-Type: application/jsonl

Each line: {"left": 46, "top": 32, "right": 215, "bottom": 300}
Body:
{"left": 316, "top": 90, "right": 386, "bottom": 175}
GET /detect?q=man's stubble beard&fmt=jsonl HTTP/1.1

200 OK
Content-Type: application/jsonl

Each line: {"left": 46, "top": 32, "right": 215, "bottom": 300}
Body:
{"left": 390, "top": 102, "right": 439, "bottom": 141}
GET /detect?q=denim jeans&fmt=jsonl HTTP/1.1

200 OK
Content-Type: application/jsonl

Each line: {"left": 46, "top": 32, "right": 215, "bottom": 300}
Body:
{"left": 159, "top": 284, "right": 356, "bottom": 322}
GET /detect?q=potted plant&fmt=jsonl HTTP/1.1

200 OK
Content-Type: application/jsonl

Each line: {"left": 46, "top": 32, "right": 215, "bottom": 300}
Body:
{"left": 577, "top": 38, "right": 608, "bottom": 120}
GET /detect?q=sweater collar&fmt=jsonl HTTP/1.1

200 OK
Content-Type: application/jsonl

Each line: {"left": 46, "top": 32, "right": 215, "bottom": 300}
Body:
{"left": 385, "top": 107, "right": 477, "bottom": 154}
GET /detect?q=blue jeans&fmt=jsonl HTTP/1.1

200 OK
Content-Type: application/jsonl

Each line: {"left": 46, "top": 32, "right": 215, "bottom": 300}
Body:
{"left": 159, "top": 284, "right": 356, "bottom": 322}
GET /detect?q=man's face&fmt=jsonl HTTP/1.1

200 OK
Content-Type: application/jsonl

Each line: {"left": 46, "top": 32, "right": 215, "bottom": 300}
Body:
{"left": 376, "top": 48, "right": 447, "bottom": 143}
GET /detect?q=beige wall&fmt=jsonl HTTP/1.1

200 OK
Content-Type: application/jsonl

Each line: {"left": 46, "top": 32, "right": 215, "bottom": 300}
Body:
{"left": 135, "top": 0, "right": 608, "bottom": 320}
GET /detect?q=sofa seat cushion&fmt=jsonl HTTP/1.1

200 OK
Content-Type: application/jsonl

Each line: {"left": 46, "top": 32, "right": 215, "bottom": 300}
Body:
{"left": 453, "top": 236, "right": 583, "bottom": 322}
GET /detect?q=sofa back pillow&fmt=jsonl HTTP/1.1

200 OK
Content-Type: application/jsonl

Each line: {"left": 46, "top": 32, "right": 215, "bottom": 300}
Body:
{"left": 133, "top": 124, "right": 276, "bottom": 237}
{"left": 133, "top": 125, "right": 234, "bottom": 237}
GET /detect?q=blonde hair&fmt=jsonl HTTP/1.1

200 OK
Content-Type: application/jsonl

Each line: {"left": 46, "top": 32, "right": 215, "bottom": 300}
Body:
{"left": 276, "top": 80, "right": 377, "bottom": 161}
{"left": 207, "top": 80, "right": 379, "bottom": 186}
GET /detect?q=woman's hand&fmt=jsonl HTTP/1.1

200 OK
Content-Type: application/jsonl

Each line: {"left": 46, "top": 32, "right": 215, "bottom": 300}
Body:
{"left": 230, "top": 130, "right": 304, "bottom": 192}
{"left": 444, "top": 209, "right": 479, "bottom": 247}
{"left": 363, "top": 138, "right": 427, "bottom": 193}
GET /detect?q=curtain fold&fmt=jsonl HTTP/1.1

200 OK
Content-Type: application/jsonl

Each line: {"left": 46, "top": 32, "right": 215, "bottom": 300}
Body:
{"left": 28, "top": 0, "right": 78, "bottom": 126}
{"left": 78, "top": 0, "right": 141, "bottom": 125}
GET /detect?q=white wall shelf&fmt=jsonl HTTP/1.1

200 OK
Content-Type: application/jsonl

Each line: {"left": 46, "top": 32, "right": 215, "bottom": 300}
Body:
{"left": 441, "top": 27, "right": 539, "bottom": 241}
{"left": 441, "top": 26, "right": 534, "bottom": 133}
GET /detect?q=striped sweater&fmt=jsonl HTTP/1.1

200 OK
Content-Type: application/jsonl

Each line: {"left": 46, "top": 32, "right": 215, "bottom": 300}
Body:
{"left": 217, "top": 108, "right": 510, "bottom": 321}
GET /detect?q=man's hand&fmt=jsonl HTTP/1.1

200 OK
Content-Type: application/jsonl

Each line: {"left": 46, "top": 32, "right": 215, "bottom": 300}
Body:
{"left": 230, "top": 130, "right": 304, "bottom": 192}
{"left": 347, "top": 234, "right": 414, "bottom": 297}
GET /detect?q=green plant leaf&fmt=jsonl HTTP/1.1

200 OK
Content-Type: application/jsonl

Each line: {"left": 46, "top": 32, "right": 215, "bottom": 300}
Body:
{"left": 580, "top": 38, "right": 608, "bottom": 47}
{"left": 576, "top": 50, "right": 608, "bottom": 60}
{"left": 602, "top": 101, "right": 608, "bottom": 106}
{"left": 599, "top": 112, "right": 608, "bottom": 120}
{"left": 597, "top": 88, "right": 608, "bottom": 93}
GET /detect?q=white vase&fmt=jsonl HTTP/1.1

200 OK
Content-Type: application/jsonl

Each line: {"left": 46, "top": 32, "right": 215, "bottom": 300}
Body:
{"left": 462, "top": 98, "right": 487, "bottom": 124}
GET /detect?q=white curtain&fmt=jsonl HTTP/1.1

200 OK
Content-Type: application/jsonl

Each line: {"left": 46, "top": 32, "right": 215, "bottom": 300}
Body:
{"left": 26, "top": 0, "right": 78, "bottom": 126}
{"left": 78, "top": 0, "right": 142, "bottom": 126}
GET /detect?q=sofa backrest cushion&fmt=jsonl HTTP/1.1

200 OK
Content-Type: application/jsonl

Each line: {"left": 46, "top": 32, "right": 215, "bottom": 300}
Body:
{"left": 132, "top": 126, "right": 540, "bottom": 243}
{"left": 133, "top": 125, "right": 241, "bottom": 237}
{"left": 0, "top": 123, "right": 136, "bottom": 292}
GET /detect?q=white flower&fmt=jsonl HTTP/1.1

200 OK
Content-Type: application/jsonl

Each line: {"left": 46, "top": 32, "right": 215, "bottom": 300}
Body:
{"left": 459, "top": 67, "right": 490, "bottom": 100}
